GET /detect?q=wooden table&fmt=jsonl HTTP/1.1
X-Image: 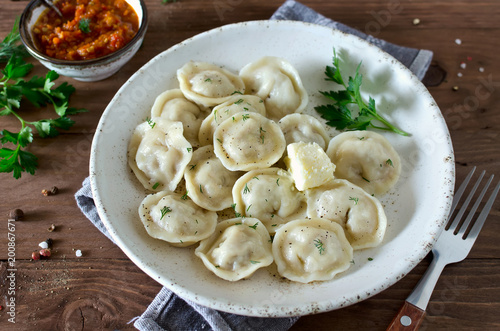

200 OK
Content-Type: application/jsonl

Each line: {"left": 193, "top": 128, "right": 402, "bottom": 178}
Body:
{"left": 1, "top": 0, "right": 499, "bottom": 329}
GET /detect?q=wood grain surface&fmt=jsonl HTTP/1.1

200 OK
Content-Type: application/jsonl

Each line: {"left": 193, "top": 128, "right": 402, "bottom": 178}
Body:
{"left": 1, "top": 0, "right": 499, "bottom": 330}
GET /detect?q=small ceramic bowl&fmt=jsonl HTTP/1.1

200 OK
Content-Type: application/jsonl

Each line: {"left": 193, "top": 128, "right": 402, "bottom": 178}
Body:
{"left": 19, "top": 0, "right": 148, "bottom": 82}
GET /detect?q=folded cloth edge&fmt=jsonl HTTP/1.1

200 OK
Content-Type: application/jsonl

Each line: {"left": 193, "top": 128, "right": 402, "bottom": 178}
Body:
{"left": 271, "top": 0, "right": 433, "bottom": 81}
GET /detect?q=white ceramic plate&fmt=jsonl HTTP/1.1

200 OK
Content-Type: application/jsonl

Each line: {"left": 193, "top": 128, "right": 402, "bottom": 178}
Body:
{"left": 90, "top": 20, "right": 455, "bottom": 317}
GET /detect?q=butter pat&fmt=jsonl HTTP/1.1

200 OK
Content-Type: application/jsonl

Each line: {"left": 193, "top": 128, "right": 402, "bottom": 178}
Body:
{"left": 285, "top": 142, "right": 336, "bottom": 191}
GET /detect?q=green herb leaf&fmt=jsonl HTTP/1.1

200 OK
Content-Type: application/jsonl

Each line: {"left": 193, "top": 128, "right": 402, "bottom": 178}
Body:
{"left": 0, "top": 147, "right": 38, "bottom": 179}
{"left": 315, "top": 48, "right": 410, "bottom": 136}
{"left": 0, "top": 32, "right": 87, "bottom": 179}
{"left": 79, "top": 18, "right": 91, "bottom": 34}
{"left": 314, "top": 239, "right": 325, "bottom": 255}
{"left": 160, "top": 206, "right": 172, "bottom": 220}
{"left": 2, "top": 55, "right": 33, "bottom": 80}
{"left": 0, "top": 17, "right": 30, "bottom": 63}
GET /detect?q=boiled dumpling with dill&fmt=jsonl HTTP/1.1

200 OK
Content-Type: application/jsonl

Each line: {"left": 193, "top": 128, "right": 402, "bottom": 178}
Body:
{"left": 139, "top": 191, "right": 217, "bottom": 247}
{"left": 195, "top": 218, "right": 273, "bottom": 281}
{"left": 177, "top": 61, "right": 245, "bottom": 108}
{"left": 239, "top": 56, "right": 308, "bottom": 120}
{"left": 272, "top": 218, "right": 353, "bottom": 283}
{"left": 213, "top": 112, "right": 286, "bottom": 171}
{"left": 326, "top": 131, "right": 401, "bottom": 196}
{"left": 278, "top": 113, "right": 330, "bottom": 150}
{"left": 306, "top": 179, "right": 387, "bottom": 250}
{"left": 232, "top": 168, "right": 307, "bottom": 233}
{"left": 198, "top": 95, "right": 266, "bottom": 146}
{"left": 184, "top": 145, "right": 243, "bottom": 211}
{"left": 128, "top": 118, "right": 192, "bottom": 192}
{"left": 151, "top": 89, "right": 207, "bottom": 147}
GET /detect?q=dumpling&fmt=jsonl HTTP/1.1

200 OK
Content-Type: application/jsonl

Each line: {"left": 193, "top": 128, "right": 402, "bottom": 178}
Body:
{"left": 306, "top": 179, "right": 387, "bottom": 250}
{"left": 232, "top": 168, "right": 307, "bottom": 233}
{"left": 198, "top": 95, "right": 266, "bottom": 146}
{"left": 177, "top": 61, "right": 245, "bottom": 108}
{"left": 128, "top": 118, "right": 192, "bottom": 192}
{"left": 326, "top": 131, "right": 401, "bottom": 195}
{"left": 213, "top": 112, "right": 286, "bottom": 171}
{"left": 195, "top": 218, "right": 273, "bottom": 281}
{"left": 272, "top": 218, "right": 353, "bottom": 283}
{"left": 239, "top": 56, "right": 308, "bottom": 120}
{"left": 184, "top": 145, "right": 243, "bottom": 211}
{"left": 151, "top": 89, "right": 207, "bottom": 147}
{"left": 278, "top": 113, "right": 330, "bottom": 150}
{"left": 139, "top": 191, "right": 217, "bottom": 247}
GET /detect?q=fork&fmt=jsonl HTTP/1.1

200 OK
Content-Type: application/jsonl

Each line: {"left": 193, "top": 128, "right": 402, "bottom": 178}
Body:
{"left": 386, "top": 166, "right": 500, "bottom": 331}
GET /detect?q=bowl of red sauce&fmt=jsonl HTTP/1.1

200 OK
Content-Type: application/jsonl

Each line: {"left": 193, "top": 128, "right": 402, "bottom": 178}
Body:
{"left": 19, "top": 0, "right": 148, "bottom": 81}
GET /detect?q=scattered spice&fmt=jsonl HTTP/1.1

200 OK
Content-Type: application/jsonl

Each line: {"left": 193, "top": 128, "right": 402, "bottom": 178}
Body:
{"left": 32, "top": 250, "right": 41, "bottom": 260}
{"left": 452, "top": 86, "right": 459, "bottom": 91}
{"left": 460, "top": 62, "right": 466, "bottom": 69}
{"left": 8, "top": 208, "right": 24, "bottom": 220}
{"left": 48, "top": 224, "right": 56, "bottom": 232}
{"left": 455, "top": 38, "right": 462, "bottom": 45}
{"left": 457, "top": 72, "right": 463, "bottom": 77}
{"left": 479, "top": 67, "right": 485, "bottom": 73}
{"left": 39, "top": 241, "right": 49, "bottom": 249}
{"left": 39, "top": 248, "right": 51, "bottom": 257}
{"left": 412, "top": 18, "right": 420, "bottom": 25}
{"left": 42, "top": 186, "right": 59, "bottom": 196}
{"left": 50, "top": 186, "right": 59, "bottom": 195}
{"left": 75, "top": 249, "right": 82, "bottom": 257}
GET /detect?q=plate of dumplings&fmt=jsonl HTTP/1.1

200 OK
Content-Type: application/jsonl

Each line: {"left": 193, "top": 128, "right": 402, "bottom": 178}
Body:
{"left": 90, "top": 20, "right": 455, "bottom": 317}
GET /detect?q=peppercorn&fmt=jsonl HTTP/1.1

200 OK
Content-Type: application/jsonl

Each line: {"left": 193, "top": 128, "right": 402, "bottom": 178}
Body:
{"left": 45, "top": 238, "right": 53, "bottom": 248}
{"left": 8, "top": 208, "right": 24, "bottom": 220}
{"left": 32, "top": 250, "right": 41, "bottom": 260}
{"left": 40, "top": 248, "right": 51, "bottom": 258}
{"left": 50, "top": 186, "right": 59, "bottom": 195}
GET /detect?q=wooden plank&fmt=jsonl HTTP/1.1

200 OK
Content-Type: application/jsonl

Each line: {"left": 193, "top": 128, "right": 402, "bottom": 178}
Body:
{"left": 292, "top": 259, "right": 500, "bottom": 330}
{"left": 1, "top": 0, "right": 500, "bottom": 329}
{"left": 2, "top": 258, "right": 498, "bottom": 329}
{"left": 0, "top": 259, "right": 162, "bottom": 329}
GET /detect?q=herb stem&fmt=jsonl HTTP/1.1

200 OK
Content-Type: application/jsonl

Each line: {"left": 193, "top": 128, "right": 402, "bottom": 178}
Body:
{"left": 365, "top": 107, "right": 410, "bottom": 136}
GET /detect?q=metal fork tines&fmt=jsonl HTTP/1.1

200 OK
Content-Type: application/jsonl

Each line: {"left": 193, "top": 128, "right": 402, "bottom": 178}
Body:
{"left": 387, "top": 167, "right": 500, "bottom": 331}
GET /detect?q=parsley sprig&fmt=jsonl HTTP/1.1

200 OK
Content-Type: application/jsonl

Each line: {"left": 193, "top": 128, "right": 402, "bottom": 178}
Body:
{"left": 79, "top": 18, "right": 91, "bottom": 34}
{"left": 0, "top": 23, "right": 87, "bottom": 178}
{"left": 0, "top": 18, "right": 29, "bottom": 63}
{"left": 315, "top": 48, "right": 410, "bottom": 136}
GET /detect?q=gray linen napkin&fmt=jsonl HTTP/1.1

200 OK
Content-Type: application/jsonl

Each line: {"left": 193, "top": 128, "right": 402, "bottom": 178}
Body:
{"left": 75, "top": 1, "right": 433, "bottom": 330}
{"left": 271, "top": 0, "right": 433, "bottom": 80}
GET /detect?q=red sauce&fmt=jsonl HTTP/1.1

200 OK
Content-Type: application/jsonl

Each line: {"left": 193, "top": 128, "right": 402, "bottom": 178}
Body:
{"left": 32, "top": 0, "right": 139, "bottom": 61}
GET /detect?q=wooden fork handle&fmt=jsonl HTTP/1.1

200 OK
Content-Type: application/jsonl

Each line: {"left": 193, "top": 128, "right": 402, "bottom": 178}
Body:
{"left": 386, "top": 301, "right": 426, "bottom": 331}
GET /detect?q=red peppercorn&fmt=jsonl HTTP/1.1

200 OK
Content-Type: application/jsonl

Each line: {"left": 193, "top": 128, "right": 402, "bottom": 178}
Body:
{"left": 32, "top": 250, "right": 41, "bottom": 260}
{"left": 40, "top": 248, "right": 51, "bottom": 257}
